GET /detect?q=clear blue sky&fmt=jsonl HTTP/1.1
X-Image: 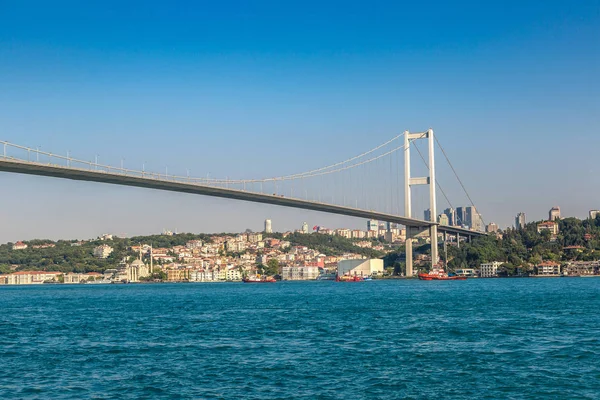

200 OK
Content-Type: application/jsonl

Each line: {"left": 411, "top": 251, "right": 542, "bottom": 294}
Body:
{"left": 0, "top": 1, "right": 598, "bottom": 242}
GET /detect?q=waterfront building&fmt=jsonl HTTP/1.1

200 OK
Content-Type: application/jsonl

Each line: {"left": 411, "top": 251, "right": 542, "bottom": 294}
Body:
{"left": 515, "top": 212, "right": 526, "bottom": 229}
{"left": 549, "top": 206, "right": 561, "bottom": 221}
{"left": 264, "top": 219, "right": 272, "bottom": 234}
{"left": 337, "top": 259, "right": 384, "bottom": 277}
{"left": 480, "top": 261, "right": 503, "bottom": 278}
{"left": 455, "top": 268, "right": 477, "bottom": 277}
{"left": 536, "top": 261, "right": 560, "bottom": 276}
{"left": 5, "top": 271, "right": 62, "bottom": 285}
{"left": 63, "top": 272, "right": 103, "bottom": 284}
{"left": 126, "top": 259, "right": 150, "bottom": 282}
{"left": 167, "top": 269, "right": 190, "bottom": 282}
{"left": 12, "top": 241, "right": 28, "bottom": 250}
{"left": 486, "top": 222, "right": 499, "bottom": 233}
{"left": 93, "top": 244, "right": 114, "bottom": 259}
{"left": 563, "top": 261, "right": 599, "bottom": 276}
{"left": 281, "top": 265, "right": 320, "bottom": 280}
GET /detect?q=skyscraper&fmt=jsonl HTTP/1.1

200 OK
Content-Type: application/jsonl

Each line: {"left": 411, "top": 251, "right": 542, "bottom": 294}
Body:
{"left": 515, "top": 213, "right": 526, "bottom": 229}
{"left": 465, "top": 206, "right": 482, "bottom": 231}
{"left": 455, "top": 207, "right": 466, "bottom": 226}
{"left": 549, "top": 206, "right": 561, "bottom": 221}
{"left": 367, "top": 219, "right": 378, "bottom": 231}
{"left": 590, "top": 210, "right": 600, "bottom": 219}
{"left": 438, "top": 214, "right": 449, "bottom": 225}
{"left": 264, "top": 219, "right": 272, "bottom": 234}
{"left": 424, "top": 209, "right": 432, "bottom": 222}
{"left": 443, "top": 208, "right": 456, "bottom": 226}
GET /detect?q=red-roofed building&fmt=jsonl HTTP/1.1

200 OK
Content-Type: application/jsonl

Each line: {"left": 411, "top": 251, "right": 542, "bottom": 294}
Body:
{"left": 536, "top": 261, "right": 561, "bottom": 276}
{"left": 12, "top": 241, "right": 28, "bottom": 250}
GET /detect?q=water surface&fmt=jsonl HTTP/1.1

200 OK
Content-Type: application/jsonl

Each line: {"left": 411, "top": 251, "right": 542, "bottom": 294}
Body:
{"left": 1, "top": 279, "right": 599, "bottom": 399}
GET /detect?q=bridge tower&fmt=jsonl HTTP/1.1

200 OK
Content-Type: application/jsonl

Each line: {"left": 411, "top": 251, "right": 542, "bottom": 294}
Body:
{"left": 404, "top": 129, "right": 438, "bottom": 277}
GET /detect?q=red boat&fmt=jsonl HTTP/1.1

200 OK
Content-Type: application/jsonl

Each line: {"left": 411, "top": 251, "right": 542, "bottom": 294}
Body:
{"left": 335, "top": 274, "right": 364, "bottom": 282}
{"left": 418, "top": 265, "right": 467, "bottom": 281}
{"left": 242, "top": 276, "right": 277, "bottom": 283}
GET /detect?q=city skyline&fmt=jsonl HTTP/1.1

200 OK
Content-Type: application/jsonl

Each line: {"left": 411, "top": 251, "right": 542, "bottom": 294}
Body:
{"left": 1, "top": 2, "right": 598, "bottom": 242}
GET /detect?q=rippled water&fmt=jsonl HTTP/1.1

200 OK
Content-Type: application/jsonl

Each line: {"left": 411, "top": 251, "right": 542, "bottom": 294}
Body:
{"left": 1, "top": 279, "right": 599, "bottom": 399}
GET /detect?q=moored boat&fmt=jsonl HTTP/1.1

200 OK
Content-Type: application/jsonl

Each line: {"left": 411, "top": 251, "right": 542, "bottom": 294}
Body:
{"left": 418, "top": 264, "right": 466, "bottom": 281}
{"left": 242, "top": 275, "right": 277, "bottom": 283}
{"left": 336, "top": 274, "right": 364, "bottom": 282}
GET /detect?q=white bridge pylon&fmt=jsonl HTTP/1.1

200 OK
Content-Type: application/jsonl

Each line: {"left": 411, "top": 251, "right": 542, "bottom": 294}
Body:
{"left": 404, "top": 129, "right": 437, "bottom": 277}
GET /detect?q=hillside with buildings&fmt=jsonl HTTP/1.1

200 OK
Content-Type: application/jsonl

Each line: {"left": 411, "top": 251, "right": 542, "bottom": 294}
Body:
{"left": 0, "top": 222, "right": 402, "bottom": 284}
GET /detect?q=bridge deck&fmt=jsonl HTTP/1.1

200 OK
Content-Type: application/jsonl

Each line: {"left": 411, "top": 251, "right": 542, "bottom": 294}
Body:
{"left": 0, "top": 158, "right": 483, "bottom": 237}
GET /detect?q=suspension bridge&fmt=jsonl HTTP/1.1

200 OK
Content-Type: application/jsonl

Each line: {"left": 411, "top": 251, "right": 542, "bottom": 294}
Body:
{"left": 0, "top": 128, "right": 485, "bottom": 276}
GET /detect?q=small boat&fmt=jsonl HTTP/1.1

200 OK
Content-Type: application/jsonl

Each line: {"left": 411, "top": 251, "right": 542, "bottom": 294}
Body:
{"left": 316, "top": 273, "right": 336, "bottom": 281}
{"left": 418, "top": 264, "right": 467, "bottom": 281}
{"left": 242, "top": 275, "right": 277, "bottom": 283}
{"left": 336, "top": 274, "right": 364, "bottom": 282}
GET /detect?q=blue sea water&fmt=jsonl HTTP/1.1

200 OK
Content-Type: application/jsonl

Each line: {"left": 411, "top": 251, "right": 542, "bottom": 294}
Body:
{"left": 1, "top": 279, "right": 599, "bottom": 399}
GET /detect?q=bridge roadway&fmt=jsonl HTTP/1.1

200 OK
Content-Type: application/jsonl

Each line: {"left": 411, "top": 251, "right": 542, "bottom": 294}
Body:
{"left": 0, "top": 158, "right": 482, "bottom": 238}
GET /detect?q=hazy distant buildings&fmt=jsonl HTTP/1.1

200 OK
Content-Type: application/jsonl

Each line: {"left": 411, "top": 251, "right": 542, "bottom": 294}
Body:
{"left": 264, "top": 219, "right": 272, "bottom": 234}
{"left": 515, "top": 212, "right": 526, "bottom": 229}
{"left": 465, "top": 206, "right": 482, "bottom": 231}
{"left": 93, "top": 244, "right": 113, "bottom": 259}
{"left": 455, "top": 207, "right": 466, "bottom": 226}
{"left": 486, "top": 222, "right": 499, "bottom": 233}
{"left": 443, "top": 208, "right": 456, "bottom": 226}
{"left": 537, "top": 221, "right": 559, "bottom": 237}
{"left": 367, "top": 219, "right": 378, "bottom": 232}
{"left": 12, "top": 241, "right": 28, "bottom": 250}
{"left": 438, "top": 214, "right": 449, "bottom": 226}
{"left": 590, "top": 210, "right": 600, "bottom": 219}
{"left": 301, "top": 222, "right": 309, "bottom": 234}
{"left": 424, "top": 209, "right": 432, "bottom": 222}
{"left": 549, "top": 206, "right": 561, "bottom": 221}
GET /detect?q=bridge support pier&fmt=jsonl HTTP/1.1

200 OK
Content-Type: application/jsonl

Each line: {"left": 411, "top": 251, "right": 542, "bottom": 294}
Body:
{"left": 405, "top": 238, "right": 413, "bottom": 277}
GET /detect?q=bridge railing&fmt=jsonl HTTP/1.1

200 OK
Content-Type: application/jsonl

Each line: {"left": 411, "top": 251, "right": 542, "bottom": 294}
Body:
{"left": 0, "top": 140, "right": 232, "bottom": 186}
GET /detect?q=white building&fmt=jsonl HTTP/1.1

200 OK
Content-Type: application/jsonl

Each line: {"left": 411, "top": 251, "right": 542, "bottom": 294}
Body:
{"left": 93, "top": 244, "right": 114, "bottom": 259}
{"left": 537, "top": 221, "right": 559, "bottom": 236}
{"left": 281, "top": 265, "right": 320, "bottom": 280}
{"left": 536, "top": 261, "right": 561, "bottom": 276}
{"left": 590, "top": 210, "right": 600, "bottom": 219}
{"left": 337, "top": 259, "right": 384, "bottom": 277}
{"left": 264, "top": 219, "right": 272, "bottom": 234}
{"left": 301, "top": 222, "right": 309, "bottom": 234}
{"left": 480, "top": 261, "right": 503, "bottom": 277}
